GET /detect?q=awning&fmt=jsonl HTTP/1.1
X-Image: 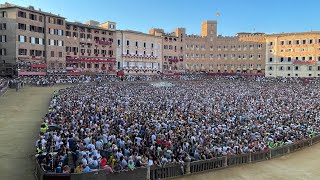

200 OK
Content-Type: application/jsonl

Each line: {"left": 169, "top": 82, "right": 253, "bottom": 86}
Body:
{"left": 31, "top": 64, "right": 47, "bottom": 68}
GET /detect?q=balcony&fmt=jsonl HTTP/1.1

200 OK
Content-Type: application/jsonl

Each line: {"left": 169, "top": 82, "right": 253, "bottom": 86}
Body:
{"left": 66, "top": 57, "right": 116, "bottom": 63}
{"left": 292, "top": 60, "right": 316, "bottom": 65}
{"left": 95, "top": 40, "right": 112, "bottom": 46}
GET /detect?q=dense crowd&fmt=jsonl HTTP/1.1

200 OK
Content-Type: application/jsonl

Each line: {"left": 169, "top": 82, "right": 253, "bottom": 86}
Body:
{"left": 17, "top": 74, "right": 204, "bottom": 86}
{"left": 35, "top": 76, "right": 320, "bottom": 174}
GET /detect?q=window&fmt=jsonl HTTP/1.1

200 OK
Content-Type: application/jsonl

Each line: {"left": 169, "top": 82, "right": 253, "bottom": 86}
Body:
{"left": 109, "top": 24, "right": 115, "bottom": 29}
{"left": 302, "top": 40, "right": 306, "bottom": 44}
{"left": 287, "top": 66, "right": 291, "bottom": 71}
{"left": 30, "top": 37, "right": 35, "bottom": 44}
{"left": 18, "top": 35, "right": 27, "bottom": 43}
{"left": 295, "top": 74, "right": 298, "bottom": 77}
{"left": 288, "top": 57, "right": 292, "bottom": 62}
{"left": 143, "top": 42, "right": 146, "bottom": 48}
{"left": 135, "top": 41, "right": 138, "bottom": 48}
{"left": 280, "top": 66, "right": 283, "bottom": 71}
{"left": 309, "top": 74, "right": 312, "bottom": 77}
{"left": 126, "top": 40, "right": 130, "bottom": 46}
{"left": 51, "top": 51, "right": 54, "bottom": 57}
{"left": 280, "top": 57, "right": 284, "bottom": 62}
{"left": 309, "top": 66, "right": 312, "bottom": 71}
{"left": 295, "top": 66, "right": 299, "bottom": 71}
{"left": 0, "top": 35, "right": 6, "bottom": 42}
{"left": 1, "top": 11, "right": 8, "bottom": 18}
{"left": 29, "top": 13, "right": 37, "bottom": 21}
{"left": 288, "top": 74, "right": 291, "bottom": 77}
{"left": 18, "top": 11, "right": 26, "bottom": 18}
{"left": 269, "top": 66, "right": 273, "bottom": 70}
{"left": 310, "top": 39, "right": 313, "bottom": 44}
{"left": 318, "top": 56, "right": 320, "bottom": 61}
{"left": 126, "top": 50, "right": 129, "bottom": 55}
{"left": 117, "top": 39, "right": 121, "bottom": 46}
{"left": 288, "top": 41, "right": 292, "bottom": 45}
{"left": 296, "top": 40, "right": 300, "bottom": 44}
{"left": 269, "top": 42, "right": 273, "bottom": 46}
{"left": 57, "top": 19, "right": 64, "bottom": 25}
{"left": 49, "top": 39, "right": 54, "bottom": 46}
{"left": 58, "top": 40, "right": 63, "bottom": 46}
{"left": 280, "top": 41, "right": 285, "bottom": 45}
{"left": 0, "top": 48, "right": 7, "bottom": 56}
{"left": 18, "top": 49, "right": 27, "bottom": 55}
{"left": 0, "top": 23, "right": 6, "bottom": 30}
{"left": 269, "top": 58, "right": 273, "bottom": 62}
{"left": 309, "top": 57, "right": 313, "bottom": 60}
{"left": 135, "top": 50, "right": 138, "bottom": 55}
{"left": 58, "top": 29, "right": 63, "bottom": 36}
{"left": 18, "top": 23, "right": 26, "bottom": 30}
{"left": 39, "top": 16, "right": 43, "bottom": 22}
{"left": 151, "top": 43, "right": 154, "bottom": 49}
{"left": 318, "top": 66, "right": 320, "bottom": 71}
{"left": 59, "top": 52, "right": 62, "bottom": 57}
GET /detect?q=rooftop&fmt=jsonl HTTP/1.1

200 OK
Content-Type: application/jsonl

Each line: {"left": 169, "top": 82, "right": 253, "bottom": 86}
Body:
{"left": 267, "top": 31, "right": 320, "bottom": 37}
{"left": 66, "top": 21, "right": 116, "bottom": 31}
{"left": 0, "top": 2, "right": 65, "bottom": 18}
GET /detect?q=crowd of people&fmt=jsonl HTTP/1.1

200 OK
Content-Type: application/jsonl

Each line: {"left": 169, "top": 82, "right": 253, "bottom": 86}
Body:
{"left": 0, "top": 77, "right": 8, "bottom": 94}
{"left": 35, "top": 75, "right": 320, "bottom": 174}
{"left": 17, "top": 74, "right": 204, "bottom": 86}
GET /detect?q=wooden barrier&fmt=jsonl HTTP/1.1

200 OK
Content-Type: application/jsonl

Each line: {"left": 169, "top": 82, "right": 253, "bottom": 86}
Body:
{"left": 150, "top": 164, "right": 185, "bottom": 180}
{"left": 35, "top": 136, "right": 320, "bottom": 180}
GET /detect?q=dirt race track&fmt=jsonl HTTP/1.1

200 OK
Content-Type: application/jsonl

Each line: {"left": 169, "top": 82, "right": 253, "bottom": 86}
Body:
{"left": 0, "top": 86, "right": 320, "bottom": 180}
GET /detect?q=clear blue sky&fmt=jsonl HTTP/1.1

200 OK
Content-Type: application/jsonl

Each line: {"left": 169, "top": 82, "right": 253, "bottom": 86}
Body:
{"left": 6, "top": 0, "right": 320, "bottom": 36}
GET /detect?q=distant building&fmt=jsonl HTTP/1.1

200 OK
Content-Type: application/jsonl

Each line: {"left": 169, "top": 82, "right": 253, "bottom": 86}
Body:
{"left": 0, "top": 2, "right": 66, "bottom": 75}
{"left": 184, "top": 21, "right": 265, "bottom": 74}
{"left": 116, "top": 30, "right": 162, "bottom": 75}
{"left": 64, "top": 21, "right": 117, "bottom": 75}
{"left": 265, "top": 32, "right": 320, "bottom": 77}
{"left": 1, "top": 2, "right": 320, "bottom": 77}
{"left": 149, "top": 28, "right": 186, "bottom": 73}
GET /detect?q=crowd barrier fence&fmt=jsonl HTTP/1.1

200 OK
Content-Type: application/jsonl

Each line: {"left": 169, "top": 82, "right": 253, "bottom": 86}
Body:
{"left": 35, "top": 135, "right": 320, "bottom": 179}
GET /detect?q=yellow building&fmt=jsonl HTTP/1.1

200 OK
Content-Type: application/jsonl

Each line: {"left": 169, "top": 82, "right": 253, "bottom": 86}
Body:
{"left": 265, "top": 32, "right": 320, "bottom": 77}
{"left": 184, "top": 21, "right": 266, "bottom": 74}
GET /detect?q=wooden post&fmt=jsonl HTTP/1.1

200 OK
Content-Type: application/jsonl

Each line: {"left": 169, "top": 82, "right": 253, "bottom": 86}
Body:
{"left": 146, "top": 166, "right": 151, "bottom": 180}
{"left": 224, "top": 156, "right": 228, "bottom": 167}
{"left": 185, "top": 156, "right": 191, "bottom": 175}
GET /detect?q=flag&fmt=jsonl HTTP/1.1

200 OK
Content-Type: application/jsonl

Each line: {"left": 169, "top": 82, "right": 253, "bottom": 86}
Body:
{"left": 216, "top": 11, "right": 220, "bottom": 17}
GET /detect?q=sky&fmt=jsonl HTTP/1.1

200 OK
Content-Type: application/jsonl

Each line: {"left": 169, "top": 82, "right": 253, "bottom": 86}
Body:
{"left": 5, "top": 0, "right": 320, "bottom": 36}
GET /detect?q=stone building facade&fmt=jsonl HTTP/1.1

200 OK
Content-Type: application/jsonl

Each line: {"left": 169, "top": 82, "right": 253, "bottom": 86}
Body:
{"left": 0, "top": 3, "right": 66, "bottom": 75}
{"left": 149, "top": 28, "right": 186, "bottom": 73}
{"left": 64, "top": 21, "right": 117, "bottom": 75}
{"left": 184, "top": 21, "right": 266, "bottom": 74}
{"left": 1, "top": 2, "right": 320, "bottom": 77}
{"left": 116, "top": 30, "right": 162, "bottom": 75}
{"left": 265, "top": 32, "right": 320, "bottom": 77}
